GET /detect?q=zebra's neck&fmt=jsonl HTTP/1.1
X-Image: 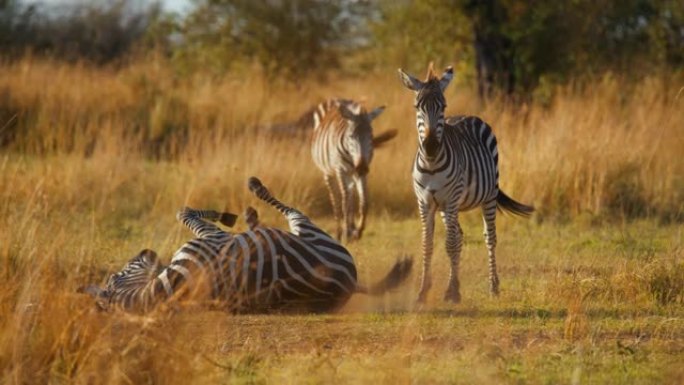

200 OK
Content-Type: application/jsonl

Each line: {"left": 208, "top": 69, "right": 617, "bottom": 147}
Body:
{"left": 416, "top": 139, "right": 446, "bottom": 169}
{"left": 108, "top": 266, "right": 181, "bottom": 312}
{"left": 107, "top": 280, "right": 159, "bottom": 312}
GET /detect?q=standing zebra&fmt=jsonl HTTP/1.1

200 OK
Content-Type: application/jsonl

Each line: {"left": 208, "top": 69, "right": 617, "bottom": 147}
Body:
{"left": 310, "top": 98, "right": 397, "bottom": 241}
{"left": 79, "top": 177, "right": 412, "bottom": 313}
{"left": 398, "top": 63, "right": 533, "bottom": 303}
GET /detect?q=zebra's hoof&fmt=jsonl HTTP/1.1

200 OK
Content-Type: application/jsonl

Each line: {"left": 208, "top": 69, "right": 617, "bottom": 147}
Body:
{"left": 248, "top": 177, "right": 264, "bottom": 192}
{"left": 490, "top": 277, "right": 500, "bottom": 297}
{"left": 219, "top": 212, "right": 238, "bottom": 227}
{"left": 416, "top": 289, "right": 430, "bottom": 304}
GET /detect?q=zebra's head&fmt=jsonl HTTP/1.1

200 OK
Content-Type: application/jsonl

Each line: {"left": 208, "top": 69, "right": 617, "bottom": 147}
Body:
{"left": 338, "top": 101, "right": 386, "bottom": 176}
{"left": 398, "top": 63, "right": 454, "bottom": 158}
{"left": 78, "top": 249, "right": 163, "bottom": 310}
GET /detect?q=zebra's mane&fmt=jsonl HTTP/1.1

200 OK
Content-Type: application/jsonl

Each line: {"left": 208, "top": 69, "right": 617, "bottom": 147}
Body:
{"left": 425, "top": 61, "right": 438, "bottom": 81}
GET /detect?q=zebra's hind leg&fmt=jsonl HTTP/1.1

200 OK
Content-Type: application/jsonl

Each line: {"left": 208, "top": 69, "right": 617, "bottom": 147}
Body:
{"left": 441, "top": 209, "right": 463, "bottom": 303}
{"left": 324, "top": 174, "right": 343, "bottom": 240}
{"left": 247, "top": 177, "right": 314, "bottom": 237}
{"left": 482, "top": 199, "right": 500, "bottom": 296}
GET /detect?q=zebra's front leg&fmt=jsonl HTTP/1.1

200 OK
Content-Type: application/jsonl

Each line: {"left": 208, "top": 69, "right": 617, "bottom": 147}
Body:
{"left": 441, "top": 209, "right": 463, "bottom": 303}
{"left": 324, "top": 174, "right": 343, "bottom": 240}
{"left": 351, "top": 174, "right": 368, "bottom": 240}
{"left": 176, "top": 207, "right": 237, "bottom": 239}
{"left": 336, "top": 171, "right": 356, "bottom": 242}
{"left": 417, "top": 200, "right": 437, "bottom": 303}
{"left": 482, "top": 200, "right": 499, "bottom": 296}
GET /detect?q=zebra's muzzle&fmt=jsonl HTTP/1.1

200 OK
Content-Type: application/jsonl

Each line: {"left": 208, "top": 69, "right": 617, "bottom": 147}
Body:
{"left": 422, "top": 135, "right": 440, "bottom": 158}
{"left": 355, "top": 161, "right": 369, "bottom": 176}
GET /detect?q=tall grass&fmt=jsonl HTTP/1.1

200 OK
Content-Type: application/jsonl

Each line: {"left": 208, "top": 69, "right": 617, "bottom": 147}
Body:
{"left": 0, "top": 58, "right": 682, "bottom": 384}
{"left": 1, "top": 58, "right": 681, "bottom": 222}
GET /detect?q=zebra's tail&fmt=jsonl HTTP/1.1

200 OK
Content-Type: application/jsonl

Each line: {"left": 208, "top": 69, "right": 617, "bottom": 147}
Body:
{"left": 356, "top": 256, "right": 413, "bottom": 296}
{"left": 496, "top": 190, "right": 534, "bottom": 217}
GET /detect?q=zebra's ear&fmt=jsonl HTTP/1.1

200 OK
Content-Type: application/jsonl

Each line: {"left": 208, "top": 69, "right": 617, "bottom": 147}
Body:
{"left": 398, "top": 69, "right": 423, "bottom": 91}
{"left": 219, "top": 212, "right": 238, "bottom": 227}
{"left": 368, "top": 106, "right": 385, "bottom": 121}
{"left": 339, "top": 102, "right": 362, "bottom": 120}
{"left": 439, "top": 66, "right": 454, "bottom": 92}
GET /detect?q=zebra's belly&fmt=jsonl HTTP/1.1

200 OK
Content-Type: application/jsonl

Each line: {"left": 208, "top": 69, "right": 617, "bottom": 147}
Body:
{"left": 214, "top": 249, "right": 356, "bottom": 312}
{"left": 413, "top": 171, "right": 495, "bottom": 211}
{"left": 312, "top": 157, "right": 354, "bottom": 177}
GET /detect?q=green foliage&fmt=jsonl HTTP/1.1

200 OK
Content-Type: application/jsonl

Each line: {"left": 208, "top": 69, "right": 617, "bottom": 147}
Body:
{"left": 369, "top": 0, "right": 473, "bottom": 75}
{"left": 0, "top": 0, "right": 163, "bottom": 64}
{"left": 175, "top": 0, "right": 366, "bottom": 79}
{"left": 501, "top": 0, "right": 684, "bottom": 90}
{"left": 3, "top": 0, "right": 683, "bottom": 90}
{"left": 370, "top": 0, "right": 684, "bottom": 93}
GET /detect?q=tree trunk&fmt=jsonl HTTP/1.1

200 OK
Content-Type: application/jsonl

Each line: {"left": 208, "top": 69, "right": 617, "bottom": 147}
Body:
{"left": 468, "top": 0, "right": 515, "bottom": 101}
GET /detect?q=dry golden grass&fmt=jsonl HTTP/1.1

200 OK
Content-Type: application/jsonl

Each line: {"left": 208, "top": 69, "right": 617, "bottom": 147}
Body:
{"left": 0, "top": 58, "right": 682, "bottom": 384}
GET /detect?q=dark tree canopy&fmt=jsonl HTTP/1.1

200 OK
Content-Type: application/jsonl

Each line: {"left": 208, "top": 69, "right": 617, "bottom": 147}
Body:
{"left": 1, "top": 0, "right": 681, "bottom": 93}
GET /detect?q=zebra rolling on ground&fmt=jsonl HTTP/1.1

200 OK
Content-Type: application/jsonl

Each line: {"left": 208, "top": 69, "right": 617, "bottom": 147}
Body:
{"left": 309, "top": 98, "right": 397, "bottom": 241}
{"left": 79, "top": 177, "right": 413, "bottom": 313}
{"left": 398, "top": 63, "right": 534, "bottom": 303}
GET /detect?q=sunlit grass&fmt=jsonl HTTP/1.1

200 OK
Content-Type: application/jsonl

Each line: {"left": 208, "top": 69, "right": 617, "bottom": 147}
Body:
{"left": 0, "top": 58, "right": 682, "bottom": 384}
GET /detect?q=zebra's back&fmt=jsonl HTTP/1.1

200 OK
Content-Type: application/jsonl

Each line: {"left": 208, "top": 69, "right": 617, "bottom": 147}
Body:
{"left": 445, "top": 116, "right": 500, "bottom": 209}
{"left": 310, "top": 100, "right": 355, "bottom": 175}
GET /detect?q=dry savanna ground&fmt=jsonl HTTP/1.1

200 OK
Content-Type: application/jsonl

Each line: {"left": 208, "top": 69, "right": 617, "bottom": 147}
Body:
{"left": 0, "top": 59, "right": 683, "bottom": 384}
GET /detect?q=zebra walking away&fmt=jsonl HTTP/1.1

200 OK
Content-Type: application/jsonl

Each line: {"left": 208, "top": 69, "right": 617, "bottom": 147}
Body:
{"left": 310, "top": 98, "right": 397, "bottom": 241}
{"left": 79, "top": 177, "right": 412, "bottom": 313}
{"left": 398, "top": 63, "right": 533, "bottom": 303}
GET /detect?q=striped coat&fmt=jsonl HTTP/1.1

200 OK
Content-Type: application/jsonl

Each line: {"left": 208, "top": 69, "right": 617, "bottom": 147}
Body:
{"left": 79, "top": 177, "right": 412, "bottom": 313}
{"left": 399, "top": 64, "right": 533, "bottom": 303}
{"left": 309, "top": 99, "right": 396, "bottom": 241}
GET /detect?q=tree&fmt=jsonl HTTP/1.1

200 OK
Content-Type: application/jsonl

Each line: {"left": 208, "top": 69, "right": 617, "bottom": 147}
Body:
{"left": 373, "top": 0, "right": 684, "bottom": 98}
{"left": 178, "top": 0, "right": 365, "bottom": 78}
{"left": 462, "top": 0, "right": 515, "bottom": 98}
{"left": 0, "top": 0, "right": 163, "bottom": 64}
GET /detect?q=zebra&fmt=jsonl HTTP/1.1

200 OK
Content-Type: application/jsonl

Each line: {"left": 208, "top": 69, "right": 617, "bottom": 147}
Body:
{"left": 398, "top": 63, "right": 533, "bottom": 303}
{"left": 79, "top": 177, "right": 413, "bottom": 313}
{"left": 310, "top": 98, "right": 397, "bottom": 241}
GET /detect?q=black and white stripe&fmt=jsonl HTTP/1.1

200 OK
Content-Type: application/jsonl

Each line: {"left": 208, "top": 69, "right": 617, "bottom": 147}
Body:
{"left": 399, "top": 64, "right": 534, "bottom": 303}
{"left": 80, "top": 177, "right": 412, "bottom": 313}
{"left": 309, "top": 98, "right": 396, "bottom": 241}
